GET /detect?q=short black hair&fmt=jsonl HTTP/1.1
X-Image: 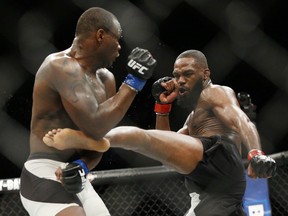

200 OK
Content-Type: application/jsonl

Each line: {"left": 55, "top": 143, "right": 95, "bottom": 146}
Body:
{"left": 75, "top": 7, "right": 117, "bottom": 36}
{"left": 176, "top": 50, "right": 208, "bottom": 68}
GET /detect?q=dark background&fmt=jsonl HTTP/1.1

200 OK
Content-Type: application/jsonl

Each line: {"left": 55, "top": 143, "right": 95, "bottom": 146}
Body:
{"left": 1, "top": 0, "right": 288, "bottom": 179}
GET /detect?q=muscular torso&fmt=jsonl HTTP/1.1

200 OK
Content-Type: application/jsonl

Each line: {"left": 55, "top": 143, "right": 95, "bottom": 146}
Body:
{"left": 30, "top": 49, "right": 115, "bottom": 161}
{"left": 185, "top": 85, "right": 242, "bottom": 151}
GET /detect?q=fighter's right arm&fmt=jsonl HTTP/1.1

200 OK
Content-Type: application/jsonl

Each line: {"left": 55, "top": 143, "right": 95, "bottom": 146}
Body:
{"left": 152, "top": 77, "right": 178, "bottom": 131}
{"left": 47, "top": 48, "right": 157, "bottom": 140}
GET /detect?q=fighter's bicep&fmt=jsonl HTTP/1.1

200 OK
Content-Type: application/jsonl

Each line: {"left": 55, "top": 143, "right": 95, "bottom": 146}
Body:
{"left": 62, "top": 80, "right": 92, "bottom": 103}
{"left": 205, "top": 86, "right": 243, "bottom": 131}
{"left": 213, "top": 104, "right": 246, "bottom": 132}
{"left": 60, "top": 80, "right": 99, "bottom": 112}
{"left": 101, "top": 72, "right": 116, "bottom": 99}
{"left": 51, "top": 67, "right": 100, "bottom": 115}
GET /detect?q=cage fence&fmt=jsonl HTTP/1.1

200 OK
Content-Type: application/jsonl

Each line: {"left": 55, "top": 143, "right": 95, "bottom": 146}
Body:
{"left": 0, "top": 151, "right": 287, "bottom": 216}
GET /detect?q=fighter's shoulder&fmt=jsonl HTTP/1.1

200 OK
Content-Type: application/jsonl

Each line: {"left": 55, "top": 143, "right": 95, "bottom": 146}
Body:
{"left": 43, "top": 51, "right": 74, "bottom": 71}
{"left": 201, "top": 84, "right": 236, "bottom": 104}
{"left": 204, "top": 84, "right": 234, "bottom": 95}
{"left": 36, "top": 51, "right": 80, "bottom": 82}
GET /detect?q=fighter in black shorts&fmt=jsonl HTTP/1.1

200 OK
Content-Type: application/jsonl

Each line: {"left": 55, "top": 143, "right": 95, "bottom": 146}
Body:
{"left": 43, "top": 49, "right": 276, "bottom": 216}
{"left": 185, "top": 136, "right": 246, "bottom": 215}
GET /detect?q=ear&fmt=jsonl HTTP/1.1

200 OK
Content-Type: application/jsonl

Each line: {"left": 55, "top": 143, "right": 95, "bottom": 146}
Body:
{"left": 96, "top": 29, "right": 105, "bottom": 43}
{"left": 203, "top": 68, "right": 210, "bottom": 80}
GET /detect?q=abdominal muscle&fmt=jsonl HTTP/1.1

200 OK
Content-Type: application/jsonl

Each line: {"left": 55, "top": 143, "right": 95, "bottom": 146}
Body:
{"left": 188, "top": 115, "right": 242, "bottom": 153}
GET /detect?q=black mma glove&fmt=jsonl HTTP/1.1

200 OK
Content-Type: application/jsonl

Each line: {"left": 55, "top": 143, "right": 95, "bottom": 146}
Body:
{"left": 124, "top": 47, "right": 157, "bottom": 92}
{"left": 152, "top": 76, "right": 174, "bottom": 103}
{"left": 151, "top": 76, "right": 173, "bottom": 115}
{"left": 61, "top": 159, "right": 89, "bottom": 194}
{"left": 248, "top": 149, "right": 277, "bottom": 178}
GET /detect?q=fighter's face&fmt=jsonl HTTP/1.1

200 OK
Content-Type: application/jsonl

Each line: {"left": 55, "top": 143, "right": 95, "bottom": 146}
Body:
{"left": 172, "top": 57, "right": 205, "bottom": 109}
{"left": 100, "top": 21, "right": 122, "bottom": 68}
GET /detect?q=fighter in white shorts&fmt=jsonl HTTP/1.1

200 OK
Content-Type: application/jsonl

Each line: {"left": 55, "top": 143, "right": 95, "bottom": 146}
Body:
{"left": 20, "top": 153, "right": 110, "bottom": 216}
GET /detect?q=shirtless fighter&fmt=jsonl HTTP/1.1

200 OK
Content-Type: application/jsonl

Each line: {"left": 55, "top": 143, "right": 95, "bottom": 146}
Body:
{"left": 43, "top": 49, "right": 276, "bottom": 216}
{"left": 19, "top": 7, "right": 157, "bottom": 216}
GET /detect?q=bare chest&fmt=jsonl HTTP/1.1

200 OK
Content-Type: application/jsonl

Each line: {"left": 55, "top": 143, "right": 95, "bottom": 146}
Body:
{"left": 187, "top": 108, "right": 223, "bottom": 136}
{"left": 188, "top": 108, "right": 210, "bottom": 131}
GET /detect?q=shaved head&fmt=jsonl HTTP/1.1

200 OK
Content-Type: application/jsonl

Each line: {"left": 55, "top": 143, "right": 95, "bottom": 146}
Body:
{"left": 75, "top": 7, "right": 118, "bottom": 36}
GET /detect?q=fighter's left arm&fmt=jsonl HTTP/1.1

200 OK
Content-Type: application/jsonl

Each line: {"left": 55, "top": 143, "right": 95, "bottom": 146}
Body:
{"left": 204, "top": 86, "right": 276, "bottom": 179}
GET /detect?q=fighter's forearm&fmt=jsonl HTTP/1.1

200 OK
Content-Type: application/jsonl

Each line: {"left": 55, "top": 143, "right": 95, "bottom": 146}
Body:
{"left": 155, "top": 115, "right": 171, "bottom": 130}
{"left": 241, "top": 122, "right": 262, "bottom": 151}
{"left": 78, "top": 84, "right": 137, "bottom": 140}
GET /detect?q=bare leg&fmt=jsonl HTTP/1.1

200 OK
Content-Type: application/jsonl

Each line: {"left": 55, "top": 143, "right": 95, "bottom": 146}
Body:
{"left": 56, "top": 206, "right": 85, "bottom": 216}
{"left": 43, "top": 128, "right": 110, "bottom": 152}
{"left": 43, "top": 126, "right": 204, "bottom": 174}
{"left": 106, "top": 126, "right": 204, "bottom": 174}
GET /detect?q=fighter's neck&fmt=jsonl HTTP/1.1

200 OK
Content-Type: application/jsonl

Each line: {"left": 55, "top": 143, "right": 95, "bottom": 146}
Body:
{"left": 203, "top": 79, "right": 212, "bottom": 89}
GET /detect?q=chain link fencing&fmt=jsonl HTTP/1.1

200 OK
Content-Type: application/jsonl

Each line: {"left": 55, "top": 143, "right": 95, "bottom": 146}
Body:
{"left": 0, "top": 151, "right": 287, "bottom": 216}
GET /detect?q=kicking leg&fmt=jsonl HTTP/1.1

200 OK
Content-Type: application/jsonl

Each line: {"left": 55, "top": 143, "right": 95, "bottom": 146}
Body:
{"left": 43, "top": 126, "right": 204, "bottom": 174}
{"left": 106, "top": 126, "right": 204, "bottom": 174}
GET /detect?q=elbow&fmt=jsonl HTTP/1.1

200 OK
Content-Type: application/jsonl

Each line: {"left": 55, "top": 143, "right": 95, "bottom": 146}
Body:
{"left": 173, "top": 162, "right": 198, "bottom": 175}
{"left": 80, "top": 124, "right": 109, "bottom": 140}
{"left": 79, "top": 104, "right": 126, "bottom": 139}
{"left": 175, "top": 166, "right": 195, "bottom": 175}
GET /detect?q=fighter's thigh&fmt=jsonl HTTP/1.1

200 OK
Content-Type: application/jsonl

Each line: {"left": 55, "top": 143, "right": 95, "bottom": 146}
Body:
{"left": 56, "top": 206, "right": 85, "bottom": 216}
{"left": 77, "top": 180, "right": 111, "bottom": 216}
{"left": 20, "top": 194, "right": 82, "bottom": 216}
{"left": 147, "top": 130, "right": 204, "bottom": 173}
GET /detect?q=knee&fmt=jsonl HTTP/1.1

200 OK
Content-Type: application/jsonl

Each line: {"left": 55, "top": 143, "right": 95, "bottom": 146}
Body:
{"left": 174, "top": 163, "right": 198, "bottom": 175}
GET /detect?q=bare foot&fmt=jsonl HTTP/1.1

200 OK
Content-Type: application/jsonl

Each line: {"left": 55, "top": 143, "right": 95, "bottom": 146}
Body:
{"left": 43, "top": 128, "right": 110, "bottom": 152}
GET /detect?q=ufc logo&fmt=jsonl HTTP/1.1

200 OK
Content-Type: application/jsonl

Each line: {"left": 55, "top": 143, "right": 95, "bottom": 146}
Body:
{"left": 127, "top": 59, "right": 148, "bottom": 74}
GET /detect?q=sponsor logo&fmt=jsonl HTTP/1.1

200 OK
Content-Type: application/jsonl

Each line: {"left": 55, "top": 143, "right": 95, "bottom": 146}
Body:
{"left": 78, "top": 169, "right": 86, "bottom": 189}
{"left": 248, "top": 204, "right": 264, "bottom": 216}
{"left": 127, "top": 59, "right": 148, "bottom": 74}
{"left": 0, "top": 178, "right": 21, "bottom": 191}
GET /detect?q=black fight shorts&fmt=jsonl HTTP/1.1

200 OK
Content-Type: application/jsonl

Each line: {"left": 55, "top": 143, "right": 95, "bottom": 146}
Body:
{"left": 185, "top": 135, "right": 246, "bottom": 216}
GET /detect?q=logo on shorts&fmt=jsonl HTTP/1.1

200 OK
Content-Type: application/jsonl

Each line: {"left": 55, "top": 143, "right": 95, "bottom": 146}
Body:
{"left": 78, "top": 169, "right": 86, "bottom": 189}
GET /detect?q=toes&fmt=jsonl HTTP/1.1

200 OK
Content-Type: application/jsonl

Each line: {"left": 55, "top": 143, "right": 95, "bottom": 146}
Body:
{"left": 43, "top": 136, "right": 53, "bottom": 146}
{"left": 51, "top": 129, "right": 58, "bottom": 134}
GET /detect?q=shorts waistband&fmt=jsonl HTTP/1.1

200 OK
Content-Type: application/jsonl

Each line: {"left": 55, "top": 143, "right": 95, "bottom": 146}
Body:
{"left": 28, "top": 152, "right": 64, "bottom": 162}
